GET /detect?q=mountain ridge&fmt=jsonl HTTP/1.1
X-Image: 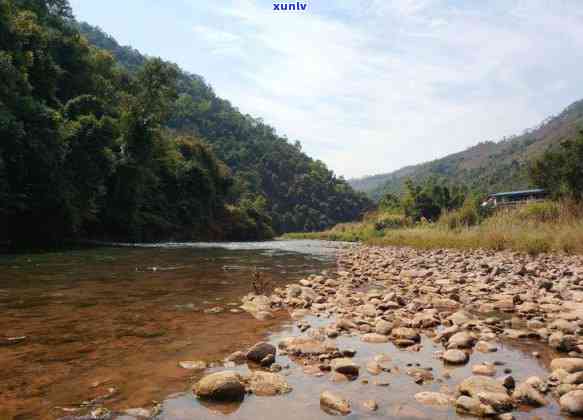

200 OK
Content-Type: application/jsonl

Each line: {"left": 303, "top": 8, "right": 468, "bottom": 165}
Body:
{"left": 349, "top": 98, "right": 583, "bottom": 200}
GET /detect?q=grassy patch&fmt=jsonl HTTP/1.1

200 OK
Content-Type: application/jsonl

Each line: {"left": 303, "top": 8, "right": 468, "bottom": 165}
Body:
{"left": 284, "top": 201, "right": 583, "bottom": 255}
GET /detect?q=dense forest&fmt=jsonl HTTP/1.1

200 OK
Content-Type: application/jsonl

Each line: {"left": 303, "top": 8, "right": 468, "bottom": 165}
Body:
{"left": 350, "top": 99, "right": 583, "bottom": 200}
{"left": 0, "top": 0, "right": 371, "bottom": 247}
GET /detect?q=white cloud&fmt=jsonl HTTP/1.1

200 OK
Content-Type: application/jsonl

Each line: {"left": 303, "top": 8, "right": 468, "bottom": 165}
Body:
{"left": 98, "top": 0, "right": 583, "bottom": 178}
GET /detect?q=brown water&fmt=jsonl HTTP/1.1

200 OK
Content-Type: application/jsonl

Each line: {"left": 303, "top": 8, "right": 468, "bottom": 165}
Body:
{"left": 0, "top": 241, "right": 340, "bottom": 419}
{"left": 0, "top": 241, "right": 566, "bottom": 419}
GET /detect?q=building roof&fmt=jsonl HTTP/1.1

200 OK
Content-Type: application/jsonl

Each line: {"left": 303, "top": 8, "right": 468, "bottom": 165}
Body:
{"left": 489, "top": 189, "right": 546, "bottom": 198}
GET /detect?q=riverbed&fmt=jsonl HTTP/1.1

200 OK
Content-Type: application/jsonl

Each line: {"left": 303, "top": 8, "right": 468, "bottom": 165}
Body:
{"left": 0, "top": 240, "right": 340, "bottom": 419}
{"left": 0, "top": 241, "right": 576, "bottom": 419}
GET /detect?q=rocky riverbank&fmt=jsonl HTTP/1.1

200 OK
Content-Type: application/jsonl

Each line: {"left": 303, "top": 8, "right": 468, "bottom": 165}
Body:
{"left": 194, "top": 245, "right": 583, "bottom": 418}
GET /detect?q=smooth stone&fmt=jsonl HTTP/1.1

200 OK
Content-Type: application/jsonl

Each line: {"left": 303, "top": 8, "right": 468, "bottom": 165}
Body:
{"left": 560, "top": 390, "right": 583, "bottom": 416}
{"left": 246, "top": 342, "right": 276, "bottom": 363}
{"left": 320, "top": 391, "right": 351, "bottom": 415}
{"left": 178, "top": 360, "right": 207, "bottom": 370}
{"left": 414, "top": 391, "right": 451, "bottom": 407}
{"left": 330, "top": 358, "right": 360, "bottom": 376}
{"left": 246, "top": 371, "right": 292, "bottom": 396}
{"left": 193, "top": 371, "right": 245, "bottom": 401}
{"left": 443, "top": 349, "right": 469, "bottom": 365}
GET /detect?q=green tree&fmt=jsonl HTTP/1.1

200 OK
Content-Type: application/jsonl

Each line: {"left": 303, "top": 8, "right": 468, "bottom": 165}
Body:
{"left": 529, "top": 133, "right": 583, "bottom": 201}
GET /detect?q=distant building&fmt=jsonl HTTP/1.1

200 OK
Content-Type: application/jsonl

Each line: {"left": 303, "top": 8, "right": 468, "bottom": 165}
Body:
{"left": 482, "top": 189, "right": 547, "bottom": 207}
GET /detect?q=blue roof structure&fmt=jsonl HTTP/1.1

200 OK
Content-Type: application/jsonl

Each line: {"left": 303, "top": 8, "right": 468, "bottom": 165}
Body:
{"left": 488, "top": 189, "right": 546, "bottom": 198}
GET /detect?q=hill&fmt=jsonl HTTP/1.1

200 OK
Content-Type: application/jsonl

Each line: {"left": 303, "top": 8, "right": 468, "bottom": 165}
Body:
{"left": 78, "top": 23, "right": 372, "bottom": 234}
{"left": 350, "top": 99, "right": 583, "bottom": 201}
{"left": 0, "top": 1, "right": 370, "bottom": 248}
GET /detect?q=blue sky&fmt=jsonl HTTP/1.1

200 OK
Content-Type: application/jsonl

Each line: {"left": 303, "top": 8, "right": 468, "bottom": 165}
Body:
{"left": 69, "top": 0, "right": 583, "bottom": 178}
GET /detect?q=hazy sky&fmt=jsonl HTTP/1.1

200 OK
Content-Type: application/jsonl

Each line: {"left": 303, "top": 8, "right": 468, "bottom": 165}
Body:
{"left": 69, "top": 0, "right": 583, "bottom": 179}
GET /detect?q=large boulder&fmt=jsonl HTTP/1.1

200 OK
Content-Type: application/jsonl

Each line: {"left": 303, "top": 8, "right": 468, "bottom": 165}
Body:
{"left": 513, "top": 383, "right": 546, "bottom": 407}
{"left": 458, "top": 376, "right": 512, "bottom": 413}
{"left": 443, "top": 349, "right": 469, "bottom": 365}
{"left": 560, "top": 390, "right": 583, "bottom": 416}
{"left": 391, "top": 327, "right": 420, "bottom": 342}
{"left": 361, "top": 333, "right": 389, "bottom": 343}
{"left": 278, "top": 336, "right": 333, "bottom": 356}
{"left": 550, "top": 358, "right": 583, "bottom": 373}
{"left": 375, "top": 319, "right": 393, "bottom": 335}
{"left": 414, "top": 392, "right": 452, "bottom": 407}
{"left": 447, "top": 331, "right": 476, "bottom": 349}
{"left": 246, "top": 371, "right": 292, "bottom": 396}
{"left": 246, "top": 342, "right": 276, "bottom": 364}
{"left": 193, "top": 371, "right": 245, "bottom": 401}
{"left": 320, "top": 391, "right": 351, "bottom": 415}
{"left": 330, "top": 358, "right": 360, "bottom": 376}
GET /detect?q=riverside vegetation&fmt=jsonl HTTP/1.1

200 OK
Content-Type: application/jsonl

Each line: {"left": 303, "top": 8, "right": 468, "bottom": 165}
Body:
{"left": 287, "top": 131, "right": 583, "bottom": 256}
{"left": 188, "top": 244, "right": 583, "bottom": 419}
{"left": 0, "top": 0, "right": 371, "bottom": 248}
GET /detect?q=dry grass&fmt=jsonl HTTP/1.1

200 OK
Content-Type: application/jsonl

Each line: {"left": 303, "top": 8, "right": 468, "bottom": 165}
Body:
{"left": 284, "top": 201, "right": 583, "bottom": 255}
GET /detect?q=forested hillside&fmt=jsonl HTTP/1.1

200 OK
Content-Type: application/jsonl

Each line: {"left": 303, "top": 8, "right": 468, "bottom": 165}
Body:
{"left": 350, "top": 99, "right": 583, "bottom": 201}
{"left": 0, "top": 0, "right": 370, "bottom": 247}
{"left": 77, "top": 23, "right": 372, "bottom": 236}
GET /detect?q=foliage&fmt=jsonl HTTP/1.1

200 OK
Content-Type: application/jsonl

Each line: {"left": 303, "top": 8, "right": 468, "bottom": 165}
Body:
{"left": 288, "top": 200, "right": 583, "bottom": 255}
{"left": 351, "top": 99, "right": 583, "bottom": 201}
{"left": 529, "top": 132, "right": 583, "bottom": 201}
{"left": 0, "top": 2, "right": 371, "bottom": 247}
{"left": 77, "top": 23, "right": 373, "bottom": 235}
{"left": 401, "top": 178, "right": 468, "bottom": 222}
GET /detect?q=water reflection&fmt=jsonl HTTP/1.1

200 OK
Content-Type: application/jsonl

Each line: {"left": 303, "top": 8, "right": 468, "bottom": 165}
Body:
{"left": 0, "top": 241, "right": 337, "bottom": 419}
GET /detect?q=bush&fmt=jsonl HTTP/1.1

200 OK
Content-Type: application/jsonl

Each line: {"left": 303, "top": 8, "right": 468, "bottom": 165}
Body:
{"left": 374, "top": 214, "right": 408, "bottom": 231}
{"left": 438, "top": 198, "right": 480, "bottom": 230}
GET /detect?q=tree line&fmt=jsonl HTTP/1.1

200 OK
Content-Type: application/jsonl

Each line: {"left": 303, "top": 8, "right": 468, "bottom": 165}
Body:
{"left": 0, "top": 1, "right": 371, "bottom": 248}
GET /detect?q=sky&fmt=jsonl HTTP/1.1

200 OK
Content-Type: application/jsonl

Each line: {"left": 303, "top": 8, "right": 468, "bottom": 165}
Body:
{"left": 69, "top": 0, "right": 583, "bottom": 179}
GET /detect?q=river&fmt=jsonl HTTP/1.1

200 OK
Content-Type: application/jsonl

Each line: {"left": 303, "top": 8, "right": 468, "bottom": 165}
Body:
{"left": 0, "top": 240, "right": 565, "bottom": 419}
{"left": 0, "top": 240, "right": 341, "bottom": 419}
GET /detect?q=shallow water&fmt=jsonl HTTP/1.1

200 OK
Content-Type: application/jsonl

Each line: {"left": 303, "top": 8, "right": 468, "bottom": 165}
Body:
{"left": 0, "top": 240, "right": 566, "bottom": 419}
{"left": 0, "top": 240, "right": 341, "bottom": 419}
{"left": 160, "top": 315, "right": 562, "bottom": 420}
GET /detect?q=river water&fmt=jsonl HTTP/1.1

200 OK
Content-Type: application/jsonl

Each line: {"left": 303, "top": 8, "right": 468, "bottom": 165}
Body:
{"left": 0, "top": 240, "right": 340, "bottom": 419}
{"left": 0, "top": 240, "right": 564, "bottom": 419}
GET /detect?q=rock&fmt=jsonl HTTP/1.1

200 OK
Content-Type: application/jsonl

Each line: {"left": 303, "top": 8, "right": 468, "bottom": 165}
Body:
{"left": 455, "top": 396, "right": 495, "bottom": 416}
{"left": 330, "top": 358, "right": 360, "bottom": 376}
{"left": 406, "top": 367, "right": 434, "bottom": 383}
{"left": 560, "top": 390, "right": 583, "bottom": 416}
{"left": 193, "top": 371, "right": 245, "bottom": 401}
{"left": 565, "top": 371, "right": 583, "bottom": 385}
{"left": 361, "top": 399, "right": 378, "bottom": 412}
{"left": 472, "top": 363, "right": 497, "bottom": 377}
{"left": 123, "top": 408, "right": 151, "bottom": 418}
{"left": 361, "top": 333, "right": 389, "bottom": 343}
{"left": 246, "top": 342, "right": 276, "bottom": 364}
{"left": 246, "top": 371, "right": 292, "bottom": 396}
{"left": 392, "top": 327, "right": 420, "bottom": 342}
{"left": 512, "top": 382, "right": 546, "bottom": 407}
{"left": 447, "top": 331, "right": 475, "bottom": 349}
{"left": 375, "top": 319, "right": 393, "bottom": 335}
{"left": 225, "top": 351, "right": 247, "bottom": 364}
{"left": 320, "top": 391, "right": 351, "bottom": 415}
{"left": 475, "top": 341, "right": 497, "bottom": 353}
{"left": 279, "top": 336, "right": 331, "bottom": 356}
{"left": 178, "top": 360, "right": 207, "bottom": 370}
{"left": 551, "top": 358, "right": 583, "bottom": 373}
{"left": 501, "top": 375, "right": 515, "bottom": 391}
{"left": 414, "top": 391, "right": 451, "bottom": 407}
{"left": 260, "top": 353, "right": 275, "bottom": 367}
{"left": 549, "top": 332, "right": 577, "bottom": 352}
{"left": 443, "top": 349, "right": 469, "bottom": 365}
{"left": 458, "top": 376, "right": 512, "bottom": 412}
{"left": 366, "top": 360, "right": 382, "bottom": 375}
